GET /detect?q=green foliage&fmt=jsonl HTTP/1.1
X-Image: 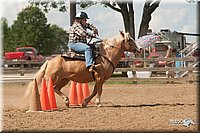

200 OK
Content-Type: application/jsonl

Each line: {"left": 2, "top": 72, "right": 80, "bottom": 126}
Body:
{"left": 2, "top": 5, "right": 69, "bottom": 56}
{"left": 78, "top": 0, "right": 97, "bottom": 9}
{"left": 29, "top": 0, "right": 67, "bottom": 13}
{"left": 49, "top": 25, "right": 69, "bottom": 54}
{"left": 10, "top": 6, "right": 51, "bottom": 55}
{"left": 1, "top": 18, "right": 13, "bottom": 52}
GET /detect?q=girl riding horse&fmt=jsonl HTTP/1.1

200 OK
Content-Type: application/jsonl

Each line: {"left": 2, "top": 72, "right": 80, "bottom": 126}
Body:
{"left": 68, "top": 12, "right": 100, "bottom": 74}
{"left": 24, "top": 31, "right": 141, "bottom": 108}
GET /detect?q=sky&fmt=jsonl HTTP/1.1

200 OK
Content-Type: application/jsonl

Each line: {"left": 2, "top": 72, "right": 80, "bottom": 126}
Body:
{"left": 0, "top": 0, "right": 198, "bottom": 43}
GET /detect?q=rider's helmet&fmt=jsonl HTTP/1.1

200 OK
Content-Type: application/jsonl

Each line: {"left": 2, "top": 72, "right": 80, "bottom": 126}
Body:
{"left": 75, "top": 12, "right": 89, "bottom": 19}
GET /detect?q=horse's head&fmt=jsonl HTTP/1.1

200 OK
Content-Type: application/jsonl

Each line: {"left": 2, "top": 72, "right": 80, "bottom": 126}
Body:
{"left": 119, "top": 31, "right": 142, "bottom": 54}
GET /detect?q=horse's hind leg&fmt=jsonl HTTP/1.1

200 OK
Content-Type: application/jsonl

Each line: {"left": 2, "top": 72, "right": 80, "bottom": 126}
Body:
{"left": 54, "top": 78, "right": 70, "bottom": 107}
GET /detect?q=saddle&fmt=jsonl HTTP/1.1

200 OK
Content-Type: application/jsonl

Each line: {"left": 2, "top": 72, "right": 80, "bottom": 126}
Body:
{"left": 61, "top": 41, "right": 101, "bottom": 60}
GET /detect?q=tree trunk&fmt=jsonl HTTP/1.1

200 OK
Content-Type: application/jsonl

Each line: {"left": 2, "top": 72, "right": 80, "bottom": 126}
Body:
{"left": 117, "top": 2, "right": 136, "bottom": 39}
{"left": 118, "top": 3, "right": 130, "bottom": 34}
{"left": 138, "top": 0, "right": 160, "bottom": 38}
{"left": 128, "top": 3, "right": 135, "bottom": 39}
{"left": 70, "top": 0, "right": 76, "bottom": 26}
{"left": 103, "top": 1, "right": 159, "bottom": 39}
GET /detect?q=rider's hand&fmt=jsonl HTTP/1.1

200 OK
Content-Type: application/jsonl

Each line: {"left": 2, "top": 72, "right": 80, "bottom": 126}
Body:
{"left": 92, "top": 34, "right": 96, "bottom": 38}
{"left": 93, "top": 29, "right": 99, "bottom": 36}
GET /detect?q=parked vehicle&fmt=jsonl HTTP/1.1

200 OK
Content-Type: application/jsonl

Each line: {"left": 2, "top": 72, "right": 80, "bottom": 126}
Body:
{"left": 135, "top": 39, "right": 176, "bottom": 68}
{"left": 4, "top": 47, "right": 44, "bottom": 61}
{"left": 148, "top": 52, "right": 166, "bottom": 67}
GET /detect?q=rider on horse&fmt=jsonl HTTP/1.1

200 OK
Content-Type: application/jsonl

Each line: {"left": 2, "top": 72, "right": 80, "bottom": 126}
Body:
{"left": 68, "top": 11, "right": 101, "bottom": 74}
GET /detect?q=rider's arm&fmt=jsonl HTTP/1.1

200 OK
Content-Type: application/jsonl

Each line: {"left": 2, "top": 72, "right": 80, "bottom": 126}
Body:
{"left": 74, "top": 22, "right": 93, "bottom": 38}
{"left": 85, "top": 23, "right": 96, "bottom": 30}
{"left": 86, "top": 23, "right": 98, "bottom": 36}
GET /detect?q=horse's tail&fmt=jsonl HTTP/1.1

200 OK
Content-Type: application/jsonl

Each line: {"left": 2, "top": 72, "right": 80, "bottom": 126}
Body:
{"left": 22, "top": 60, "right": 49, "bottom": 108}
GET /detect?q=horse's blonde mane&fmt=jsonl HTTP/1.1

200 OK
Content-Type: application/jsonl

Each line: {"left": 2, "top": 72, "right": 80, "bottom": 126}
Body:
{"left": 101, "top": 37, "right": 116, "bottom": 50}
{"left": 100, "top": 32, "right": 129, "bottom": 50}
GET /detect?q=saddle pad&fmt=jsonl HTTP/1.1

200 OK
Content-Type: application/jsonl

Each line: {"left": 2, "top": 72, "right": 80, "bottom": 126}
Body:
{"left": 61, "top": 52, "right": 85, "bottom": 60}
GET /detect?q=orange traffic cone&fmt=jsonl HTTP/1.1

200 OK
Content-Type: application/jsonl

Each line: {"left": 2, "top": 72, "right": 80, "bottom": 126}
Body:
{"left": 82, "top": 83, "right": 90, "bottom": 99}
{"left": 48, "top": 77, "right": 57, "bottom": 110}
{"left": 77, "top": 83, "right": 84, "bottom": 105}
{"left": 69, "top": 81, "right": 78, "bottom": 106}
{"left": 26, "top": 78, "right": 42, "bottom": 112}
{"left": 82, "top": 83, "right": 93, "bottom": 104}
{"left": 40, "top": 78, "right": 51, "bottom": 111}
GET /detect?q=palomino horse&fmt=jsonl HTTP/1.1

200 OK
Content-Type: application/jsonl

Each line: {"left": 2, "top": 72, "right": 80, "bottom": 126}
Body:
{"left": 24, "top": 31, "right": 141, "bottom": 107}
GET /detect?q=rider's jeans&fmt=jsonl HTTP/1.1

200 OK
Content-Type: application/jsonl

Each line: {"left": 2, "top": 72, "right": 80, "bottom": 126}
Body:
{"left": 68, "top": 42, "right": 93, "bottom": 68}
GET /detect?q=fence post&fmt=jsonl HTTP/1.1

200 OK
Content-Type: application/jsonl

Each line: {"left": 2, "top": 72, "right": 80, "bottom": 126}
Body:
{"left": 19, "top": 60, "right": 25, "bottom": 76}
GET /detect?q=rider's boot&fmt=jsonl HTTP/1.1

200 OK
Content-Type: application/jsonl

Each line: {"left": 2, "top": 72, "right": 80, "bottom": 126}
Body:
{"left": 88, "top": 64, "right": 101, "bottom": 81}
{"left": 88, "top": 64, "right": 101, "bottom": 73}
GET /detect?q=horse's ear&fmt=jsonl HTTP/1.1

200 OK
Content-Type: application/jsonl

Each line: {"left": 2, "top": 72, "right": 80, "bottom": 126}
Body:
{"left": 119, "top": 30, "right": 124, "bottom": 37}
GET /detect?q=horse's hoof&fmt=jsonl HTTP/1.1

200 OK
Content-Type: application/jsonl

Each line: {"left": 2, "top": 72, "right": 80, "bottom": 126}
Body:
{"left": 97, "top": 104, "right": 102, "bottom": 107}
{"left": 82, "top": 101, "right": 88, "bottom": 108}
{"left": 65, "top": 101, "right": 69, "bottom": 107}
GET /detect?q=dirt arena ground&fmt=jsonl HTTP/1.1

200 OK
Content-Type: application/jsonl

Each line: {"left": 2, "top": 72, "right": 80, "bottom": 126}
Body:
{"left": 2, "top": 81, "right": 199, "bottom": 132}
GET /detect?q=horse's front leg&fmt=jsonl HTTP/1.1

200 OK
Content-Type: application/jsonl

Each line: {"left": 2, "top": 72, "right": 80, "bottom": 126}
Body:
{"left": 82, "top": 83, "right": 103, "bottom": 107}
{"left": 95, "top": 88, "right": 102, "bottom": 107}
{"left": 82, "top": 84, "right": 97, "bottom": 107}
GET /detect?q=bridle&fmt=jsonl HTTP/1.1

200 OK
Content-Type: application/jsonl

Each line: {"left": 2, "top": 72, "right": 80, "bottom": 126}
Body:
{"left": 90, "top": 35, "right": 138, "bottom": 73}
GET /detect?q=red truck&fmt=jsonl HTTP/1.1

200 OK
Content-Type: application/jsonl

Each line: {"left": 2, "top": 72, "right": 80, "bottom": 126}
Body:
{"left": 4, "top": 46, "right": 44, "bottom": 61}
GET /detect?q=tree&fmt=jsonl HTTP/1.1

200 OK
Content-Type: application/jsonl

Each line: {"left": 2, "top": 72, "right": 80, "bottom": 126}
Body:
{"left": 49, "top": 25, "right": 69, "bottom": 53}
{"left": 1, "top": 17, "right": 13, "bottom": 52}
{"left": 81, "top": 0, "right": 161, "bottom": 39}
{"left": 10, "top": 6, "right": 54, "bottom": 55}
{"left": 29, "top": 0, "right": 161, "bottom": 39}
{"left": 29, "top": 0, "right": 76, "bottom": 25}
{"left": 78, "top": 0, "right": 160, "bottom": 38}
{"left": 2, "top": 5, "right": 69, "bottom": 55}
{"left": 138, "top": 0, "right": 161, "bottom": 37}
